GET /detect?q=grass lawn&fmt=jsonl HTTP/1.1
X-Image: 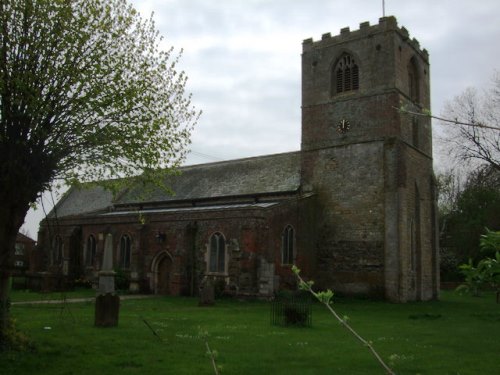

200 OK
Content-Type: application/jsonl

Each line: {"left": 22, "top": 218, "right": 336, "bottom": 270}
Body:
{"left": 9, "top": 288, "right": 96, "bottom": 302}
{"left": 2, "top": 290, "right": 499, "bottom": 374}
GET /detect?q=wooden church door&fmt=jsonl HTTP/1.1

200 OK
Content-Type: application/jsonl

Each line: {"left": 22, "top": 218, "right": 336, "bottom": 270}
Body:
{"left": 157, "top": 256, "right": 172, "bottom": 295}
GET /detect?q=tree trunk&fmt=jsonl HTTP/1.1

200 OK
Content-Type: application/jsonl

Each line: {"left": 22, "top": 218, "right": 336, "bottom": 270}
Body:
{"left": 0, "top": 200, "right": 30, "bottom": 349}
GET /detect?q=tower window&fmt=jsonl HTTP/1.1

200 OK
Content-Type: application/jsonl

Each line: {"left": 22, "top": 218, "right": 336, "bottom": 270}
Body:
{"left": 333, "top": 54, "right": 359, "bottom": 94}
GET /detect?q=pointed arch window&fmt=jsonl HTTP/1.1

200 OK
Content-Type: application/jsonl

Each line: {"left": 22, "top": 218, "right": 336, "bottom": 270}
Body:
{"left": 333, "top": 54, "right": 359, "bottom": 94}
{"left": 119, "top": 234, "right": 131, "bottom": 269}
{"left": 209, "top": 232, "right": 226, "bottom": 273}
{"left": 85, "top": 235, "right": 96, "bottom": 267}
{"left": 281, "top": 225, "right": 295, "bottom": 265}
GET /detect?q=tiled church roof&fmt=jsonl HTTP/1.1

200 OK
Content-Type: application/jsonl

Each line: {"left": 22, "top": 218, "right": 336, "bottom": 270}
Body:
{"left": 51, "top": 151, "right": 301, "bottom": 218}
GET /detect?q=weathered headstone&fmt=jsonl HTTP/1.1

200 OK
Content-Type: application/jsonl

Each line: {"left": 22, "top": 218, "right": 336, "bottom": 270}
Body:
{"left": 95, "top": 233, "right": 120, "bottom": 327}
{"left": 198, "top": 277, "right": 215, "bottom": 306}
{"left": 95, "top": 293, "right": 120, "bottom": 327}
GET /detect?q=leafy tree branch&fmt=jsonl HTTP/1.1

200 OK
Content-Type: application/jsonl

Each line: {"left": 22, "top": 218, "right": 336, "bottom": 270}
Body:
{"left": 292, "top": 266, "right": 395, "bottom": 375}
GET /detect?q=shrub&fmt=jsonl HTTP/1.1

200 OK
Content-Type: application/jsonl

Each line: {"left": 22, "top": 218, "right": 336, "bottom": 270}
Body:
{"left": 73, "top": 278, "right": 93, "bottom": 289}
{"left": 0, "top": 317, "right": 34, "bottom": 352}
{"left": 114, "top": 269, "right": 130, "bottom": 292}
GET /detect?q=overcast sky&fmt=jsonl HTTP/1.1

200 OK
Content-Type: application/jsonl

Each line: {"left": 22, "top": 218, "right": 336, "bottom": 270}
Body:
{"left": 22, "top": 0, "right": 500, "bottom": 238}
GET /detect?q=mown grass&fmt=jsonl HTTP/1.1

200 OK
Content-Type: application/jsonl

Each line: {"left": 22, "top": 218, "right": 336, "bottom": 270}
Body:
{"left": 2, "top": 291, "right": 500, "bottom": 374}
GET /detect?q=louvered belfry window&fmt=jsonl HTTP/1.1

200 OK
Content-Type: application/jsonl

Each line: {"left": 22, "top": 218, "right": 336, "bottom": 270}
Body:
{"left": 334, "top": 54, "right": 359, "bottom": 94}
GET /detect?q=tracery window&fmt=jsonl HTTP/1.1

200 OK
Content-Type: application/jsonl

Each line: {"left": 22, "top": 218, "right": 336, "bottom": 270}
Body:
{"left": 209, "top": 232, "right": 226, "bottom": 273}
{"left": 281, "top": 225, "right": 295, "bottom": 265}
{"left": 85, "top": 235, "right": 96, "bottom": 267}
{"left": 119, "top": 234, "right": 131, "bottom": 269}
{"left": 333, "top": 54, "right": 359, "bottom": 94}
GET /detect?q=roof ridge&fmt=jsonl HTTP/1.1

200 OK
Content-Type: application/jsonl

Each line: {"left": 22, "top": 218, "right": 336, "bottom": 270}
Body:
{"left": 179, "top": 150, "right": 300, "bottom": 171}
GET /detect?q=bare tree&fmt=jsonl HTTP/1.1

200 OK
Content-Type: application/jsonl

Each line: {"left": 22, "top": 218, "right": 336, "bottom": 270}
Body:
{"left": 440, "top": 73, "right": 500, "bottom": 171}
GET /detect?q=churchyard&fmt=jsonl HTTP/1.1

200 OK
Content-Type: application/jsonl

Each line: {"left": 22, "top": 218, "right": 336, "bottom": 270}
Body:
{"left": 3, "top": 290, "right": 500, "bottom": 374}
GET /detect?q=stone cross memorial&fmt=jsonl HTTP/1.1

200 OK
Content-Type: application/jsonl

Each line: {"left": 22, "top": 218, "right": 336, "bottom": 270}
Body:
{"left": 94, "top": 233, "right": 120, "bottom": 327}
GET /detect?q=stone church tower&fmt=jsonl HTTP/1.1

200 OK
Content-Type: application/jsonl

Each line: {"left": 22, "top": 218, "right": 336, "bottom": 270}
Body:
{"left": 300, "top": 17, "right": 439, "bottom": 301}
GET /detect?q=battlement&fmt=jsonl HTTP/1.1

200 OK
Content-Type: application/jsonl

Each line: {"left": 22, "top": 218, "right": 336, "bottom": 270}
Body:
{"left": 303, "top": 16, "right": 428, "bottom": 60}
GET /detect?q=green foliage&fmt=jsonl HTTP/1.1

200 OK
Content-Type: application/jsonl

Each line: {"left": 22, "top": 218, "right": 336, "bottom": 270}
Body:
{"left": 439, "top": 246, "right": 462, "bottom": 281}
{"left": 0, "top": 318, "right": 34, "bottom": 352}
{"left": 1, "top": 0, "right": 199, "bottom": 343}
{"left": 439, "top": 172, "right": 500, "bottom": 273}
{"left": 456, "top": 259, "right": 488, "bottom": 296}
{"left": 457, "top": 254, "right": 500, "bottom": 298}
{"left": 451, "top": 187, "right": 500, "bottom": 261}
{"left": 437, "top": 166, "right": 500, "bottom": 283}
{"left": 73, "top": 278, "right": 92, "bottom": 289}
{"left": 293, "top": 266, "right": 333, "bottom": 305}
{"left": 1, "top": 0, "right": 200, "bottom": 201}
{"left": 114, "top": 269, "right": 130, "bottom": 292}
{"left": 457, "top": 230, "right": 500, "bottom": 299}
{"left": 480, "top": 228, "right": 500, "bottom": 256}
{"left": 481, "top": 252, "right": 500, "bottom": 292}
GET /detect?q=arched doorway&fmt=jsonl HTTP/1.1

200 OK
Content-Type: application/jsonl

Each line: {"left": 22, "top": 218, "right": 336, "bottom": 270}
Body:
{"left": 151, "top": 251, "right": 174, "bottom": 295}
{"left": 157, "top": 256, "right": 172, "bottom": 295}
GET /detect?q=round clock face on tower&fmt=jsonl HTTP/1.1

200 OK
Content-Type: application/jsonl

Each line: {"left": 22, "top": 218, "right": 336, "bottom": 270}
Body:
{"left": 337, "top": 119, "right": 350, "bottom": 134}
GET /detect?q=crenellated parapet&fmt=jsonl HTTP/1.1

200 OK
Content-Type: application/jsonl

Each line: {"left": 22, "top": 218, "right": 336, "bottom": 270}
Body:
{"left": 303, "top": 16, "right": 428, "bottom": 61}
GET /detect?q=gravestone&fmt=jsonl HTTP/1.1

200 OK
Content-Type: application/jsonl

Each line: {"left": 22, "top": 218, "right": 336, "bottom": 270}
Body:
{"left": 95, "top": 293, "right": 120, "bottom": 327}
{"left": 95, "top": 233, "right": 120, "bottom": 327}
{"left": 199, "top": 277, "right": 215, "bottom": 306}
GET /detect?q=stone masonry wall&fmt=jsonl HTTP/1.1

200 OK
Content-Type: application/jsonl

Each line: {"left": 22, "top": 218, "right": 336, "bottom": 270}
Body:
{"left": 302, "top": 141, "right": 386, "bottom": 296}
{"left": 38, "top": 200, "right": 299, "bottom": 297}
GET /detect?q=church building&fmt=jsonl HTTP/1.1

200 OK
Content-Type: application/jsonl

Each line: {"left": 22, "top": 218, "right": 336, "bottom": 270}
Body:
{"left": 35, "top": 16, "right": 439, "bottom": 302}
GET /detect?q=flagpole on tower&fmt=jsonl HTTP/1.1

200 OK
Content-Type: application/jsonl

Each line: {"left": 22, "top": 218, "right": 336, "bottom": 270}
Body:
{"left": 382, "top": 0, "right": 386, "bottom": 17}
